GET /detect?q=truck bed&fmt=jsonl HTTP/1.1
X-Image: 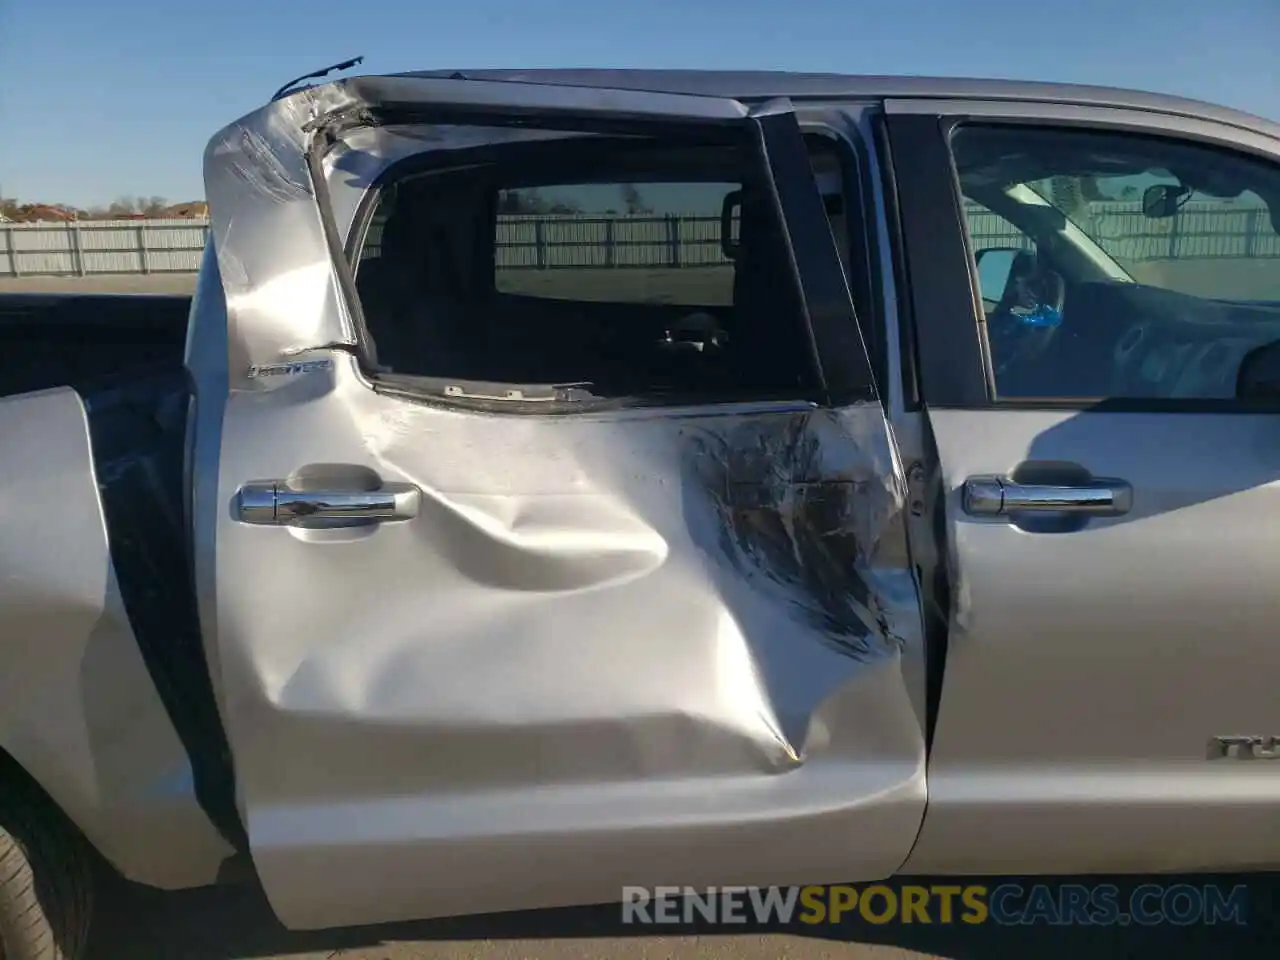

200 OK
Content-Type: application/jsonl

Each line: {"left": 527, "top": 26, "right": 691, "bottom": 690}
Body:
{"left": 0, "top": 291, "right": 244, "bottom": 854}
{"left": 0, "top": 293, "right": 191, "bottom": 396}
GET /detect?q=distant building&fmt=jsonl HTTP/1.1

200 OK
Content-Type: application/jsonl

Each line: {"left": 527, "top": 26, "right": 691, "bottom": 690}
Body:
{"left": 13, "top": 204, "right": 76, "bottom": 223}
{"left": 158, "top": 201, "right": 210, "bottom": 219}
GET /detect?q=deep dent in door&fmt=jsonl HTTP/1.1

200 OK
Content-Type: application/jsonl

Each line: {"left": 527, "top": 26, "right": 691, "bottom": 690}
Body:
{"left": 219, "top": 379, "right": 928, "bottom": 928}
{"left": 197, "top": 81, "right": 927, "bottom": 929}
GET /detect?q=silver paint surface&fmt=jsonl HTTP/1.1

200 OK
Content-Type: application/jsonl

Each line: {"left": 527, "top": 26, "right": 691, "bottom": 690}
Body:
{"left": 4, "top": 68, "right": 1280, "bottom": 922}
{"left": 402, "top": 69, "right": 1280, "bottom": 142}
{"left": 160, "top": 72, "right": 1280, "bottom": 920}
{"left": 881, "top": 95, "right": 1280, "bottom": 878}
{"left": 193, "top": 80, "right": 927, "bottom": 929}
{"left": 900, "top": 408, "right": 1280, "bottom": 876}
{"left": 0, "top": 388, "right": 232, "bottom": 888}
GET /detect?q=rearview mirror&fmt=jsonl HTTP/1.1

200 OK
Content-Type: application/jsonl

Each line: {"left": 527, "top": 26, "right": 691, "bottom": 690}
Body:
{"left": 1236, "top": 339, "right": 1280, "bottom": 401}
{"left": 720, "top": 190, "right": 742, "bottom": 260}
{"left": 974, "top": 247, "right": 1021, "bottom": 304}
{"left": 1142, "top": 183, "right": 1190, "bottom": 219}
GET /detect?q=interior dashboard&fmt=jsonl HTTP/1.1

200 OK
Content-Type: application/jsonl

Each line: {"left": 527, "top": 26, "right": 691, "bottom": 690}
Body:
{"left": 1097, "top": 286, "right": 1280, "bottom": 399}
{"left": 993, "top": 280, "right": 1280, "bottom": 401}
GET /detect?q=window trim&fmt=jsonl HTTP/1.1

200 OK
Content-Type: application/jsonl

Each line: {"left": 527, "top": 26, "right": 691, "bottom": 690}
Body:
{"left": 884, "top": 99, "right": 1280, "bottom": 413}
{"left": 881, "top": 113, "right": 992, "bottom": 409}
{"left": 796, "top": 115, "right": 890, "bottom": 409}
{"left": 873, "top": 112, "right": 922, "bottom": 411}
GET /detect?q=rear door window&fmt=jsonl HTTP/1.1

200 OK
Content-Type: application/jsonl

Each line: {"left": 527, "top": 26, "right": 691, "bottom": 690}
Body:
{"left": 355, "top": 135, "right": 824, "bottom": 402}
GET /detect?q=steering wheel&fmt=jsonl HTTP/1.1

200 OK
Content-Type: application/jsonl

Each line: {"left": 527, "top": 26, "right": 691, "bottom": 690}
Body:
{"left": 987, "top": 252, "right": 1065, "bottom": 379}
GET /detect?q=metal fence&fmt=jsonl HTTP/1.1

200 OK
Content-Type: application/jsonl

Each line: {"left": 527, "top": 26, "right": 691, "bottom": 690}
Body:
{"left": 965, "top": 201, "right": 1280, "bottom": 261}
{"left": 4, "top": 202, "right": 1278, "bottom": 279}
{"left": 492, "top": 214, "right": 732, "bottom": 269}
{"left": 0, "top": 219, "right": 210, "bottom": 277}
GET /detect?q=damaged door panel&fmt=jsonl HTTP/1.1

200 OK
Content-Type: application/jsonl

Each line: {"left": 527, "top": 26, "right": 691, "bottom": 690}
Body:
{"left": 196, "top": 77, "right": 926, "bottom": 929}
{"left": 0, "top": 388, "right": 233, "bottom": 889}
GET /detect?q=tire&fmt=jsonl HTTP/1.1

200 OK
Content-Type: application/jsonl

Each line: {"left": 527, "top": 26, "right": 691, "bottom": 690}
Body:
{"left": 0, "top": 783, "right": 93, "bottom": 960}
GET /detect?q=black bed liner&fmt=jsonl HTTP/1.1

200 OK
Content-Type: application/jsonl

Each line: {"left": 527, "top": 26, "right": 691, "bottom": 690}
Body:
{"left": 0, "top": 293, "right": 191, "bottom": 398}
{"left": 83, "top": 364, "right": 245, "bottom": 852}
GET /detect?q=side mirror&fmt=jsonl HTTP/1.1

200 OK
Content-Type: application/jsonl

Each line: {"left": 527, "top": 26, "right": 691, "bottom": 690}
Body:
{"left": 720, "top": 190, "right": 742, "bottom": 260}
{"left": 974, "top": 247, "right": 1021, "bottom": 304}
{"left": 1236, "top": 339, "right": 1280, "bottom": 401}
{"left": 1142, "top": 183, "right": 1190, "bottom": 219}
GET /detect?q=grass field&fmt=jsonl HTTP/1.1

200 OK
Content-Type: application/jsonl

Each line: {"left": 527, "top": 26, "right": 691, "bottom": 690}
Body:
{"left": 0, "top": 267, "right": 736, "bottom": 304}
{"left": 8, "top": 258, "right": 1279, "bottom": 304}
{"left": 0, "top": 273, "right": 198, "bottom": 295}
{"left": 498, "top": 264, "right": 734, "bottom": 304}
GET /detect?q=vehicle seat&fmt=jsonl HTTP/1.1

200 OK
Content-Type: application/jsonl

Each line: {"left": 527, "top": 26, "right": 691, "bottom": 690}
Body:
{"left": 356, "top": 207, "right": 423, "bottom": 372}
{"left": 989, "top": 251, "right": 1068, "bottom": 396}
{"left": 357, "top": 192, "right": 485, "bottom": 379}
{"left": 994, "top": 250, "right": 1065, "bottom": 315}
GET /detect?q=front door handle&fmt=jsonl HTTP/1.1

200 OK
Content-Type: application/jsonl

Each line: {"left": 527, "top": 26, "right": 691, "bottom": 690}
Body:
{"left": 963, "top": 475, "right": 1131, "bottom": 517}
{"left": 236, "top": 480, "right": 421, "bottom": 525}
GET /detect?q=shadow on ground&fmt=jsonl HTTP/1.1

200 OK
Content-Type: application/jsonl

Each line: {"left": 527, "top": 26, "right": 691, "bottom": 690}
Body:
{"left": 88, "top": 871, "right": 1279, "bottom": 959}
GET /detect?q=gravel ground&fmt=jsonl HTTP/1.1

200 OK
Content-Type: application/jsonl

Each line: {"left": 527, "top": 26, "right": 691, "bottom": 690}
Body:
{"left": 87, "top": 870, "right": 1279, "bottom": 960}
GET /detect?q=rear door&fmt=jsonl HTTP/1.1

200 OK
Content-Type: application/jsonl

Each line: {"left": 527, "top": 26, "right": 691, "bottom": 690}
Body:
{"left": 883, "top": 99, "right": 1280, "bottom": 875}
{"left": 197, "top": 78, "right": 928, "bottom": 929}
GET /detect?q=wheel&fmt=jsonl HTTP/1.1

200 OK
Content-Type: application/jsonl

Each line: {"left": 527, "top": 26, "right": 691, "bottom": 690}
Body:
{"left": 0, "top": 782, "right": 93, "bottom": 960}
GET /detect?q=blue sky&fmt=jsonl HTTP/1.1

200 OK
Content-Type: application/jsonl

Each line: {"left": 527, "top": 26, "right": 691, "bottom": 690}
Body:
{"left": 2, "top": 0, "right": 1277, "bottom": 208}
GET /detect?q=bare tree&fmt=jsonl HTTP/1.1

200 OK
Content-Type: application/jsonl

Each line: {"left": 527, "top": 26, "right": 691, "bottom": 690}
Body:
{"left": 620, "top": 183, "right": 651, "bottom": 215}
{"left": 497, "top": 189, "right": 580, "bottom": 215}
{"left": 497, "top": 189, "right": 546, "bottom": 214}
{"left": 107, "top": 195, "right": 138, "bottom": 217}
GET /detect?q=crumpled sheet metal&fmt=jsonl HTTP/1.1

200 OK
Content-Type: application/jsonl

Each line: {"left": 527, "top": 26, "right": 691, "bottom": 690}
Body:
{"left": 209, "top": 363, "right": 928, "bottom": 929}
{"left": 202, "top": 78, "right": 722, "bottom": 381}
{"left": 199, "top": 80, "right": 927, "bottom": 929}
{"left": 0, "top": 388, "right": 233, "bottom": 888}
{"left": 203, "top": 82, "right": 364, "bottom": 372}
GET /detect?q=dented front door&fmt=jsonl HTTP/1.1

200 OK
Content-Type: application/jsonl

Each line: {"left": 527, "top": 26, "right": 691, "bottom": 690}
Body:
{"left": 196, "top": 77, "right": 927, "bottom": 930}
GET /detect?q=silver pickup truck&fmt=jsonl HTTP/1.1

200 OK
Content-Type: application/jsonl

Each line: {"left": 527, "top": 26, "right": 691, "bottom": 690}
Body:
{"left": 3, "top": 69, "right": 1280, "bottom": 958}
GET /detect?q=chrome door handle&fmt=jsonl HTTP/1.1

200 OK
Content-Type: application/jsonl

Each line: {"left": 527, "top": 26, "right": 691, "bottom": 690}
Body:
{"left": 236, "top": 481, "right": 421, "bottom": 525}
{"left": 963, "top": 475, "right": 1131, "bottom": 517}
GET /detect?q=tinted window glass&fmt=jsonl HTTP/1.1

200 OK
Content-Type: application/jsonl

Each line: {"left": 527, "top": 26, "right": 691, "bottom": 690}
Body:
{"left": 952, "top": 125, "right": 1280, "bottom": 401}
{"left": 494, "top": 181, "right": 738, "bottom": 306}
{"left": 354, "top": 136, "right": 824, "bottom": 403}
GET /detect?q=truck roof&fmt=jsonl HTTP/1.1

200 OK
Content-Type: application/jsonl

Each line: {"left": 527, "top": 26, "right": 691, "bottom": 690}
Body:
{"left": 398, "top": 69, "right": 1280, "bottom": 141}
